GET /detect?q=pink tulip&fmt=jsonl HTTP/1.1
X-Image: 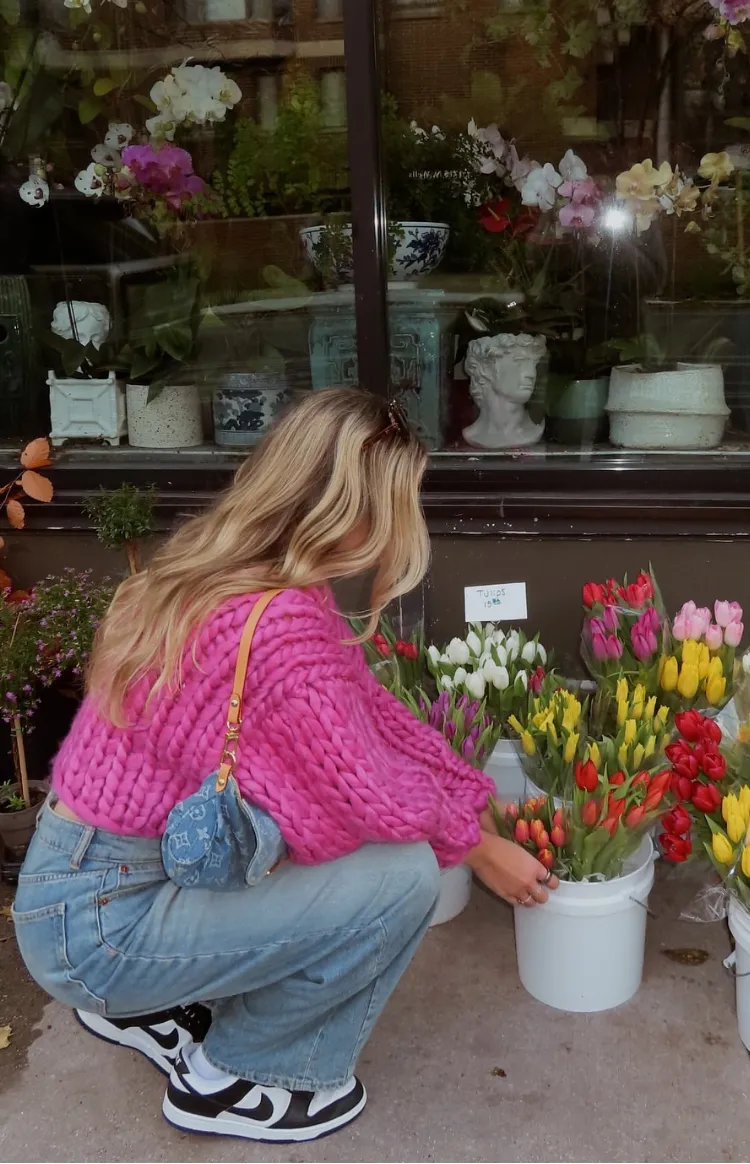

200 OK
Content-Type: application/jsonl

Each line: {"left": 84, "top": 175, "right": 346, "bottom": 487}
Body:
{"left": 705, "top": 623, "right": 724, "bottom": 651}
{"left": 678, "top": 600, "right": 697, "bottom": 619}
{"left": 640, "top": 607, "right": 660, "bottom": 634}
{"left": 725, "top": 620, "right": 744, "bottom": 648}
{"left": 606, "top": 635, "right": 623, "bottom": 659}
{"left": 729, "top": 601, "right": 744, "bottom": 624}
{"left": 694, "top": 607, "right": 713, "bottom": 636}
{"left": 592, "top": 631, "right": 609, "bottom": 661}
{"left": 715, "top": 600, "right": 740, "bottom": 628}
{"left": 672, "top": 613, "right": 689, "bottom": 642}
{"left": 632, "top": 625, "right": 658, "bottom": 661}
{"left": 602, "top": 605, "right": 620, "bottom": 633}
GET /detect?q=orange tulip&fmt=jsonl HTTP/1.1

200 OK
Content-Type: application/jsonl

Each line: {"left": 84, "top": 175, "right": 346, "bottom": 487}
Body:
{"left": 537, "top": 847, "right": 555, "bottom": 870}
{"left": 550, "top": 825, "right": 566, "bottom": 847}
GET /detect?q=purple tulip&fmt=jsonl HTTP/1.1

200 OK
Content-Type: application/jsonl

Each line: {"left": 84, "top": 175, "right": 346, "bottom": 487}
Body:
{"left": 631, "top": 624, "right": 658, "bottom": 661}
{"left": 606, "top": 634, "right": 624, "bottom": 659}
{"left": 592, "top": 631, "right": 610, "bottom": 661}
{"left": 640, "top": 607, "right": 660, "bottom": 634}
{"left": 602, "top": 605, "right": 620, "bottom": 633}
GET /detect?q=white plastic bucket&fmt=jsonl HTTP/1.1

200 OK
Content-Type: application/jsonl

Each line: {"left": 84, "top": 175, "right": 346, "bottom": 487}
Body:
{"left": 728, "top": 899, "right": 750, "bottom": 1052}
{"left": 485, "top": 739, "right": 526, "bottom": 802}
{"left": 431, "top": 864, "right": 472, "bottom": 927}
{"left": 513, "top": 837, "right": 655, "bottom": 1012}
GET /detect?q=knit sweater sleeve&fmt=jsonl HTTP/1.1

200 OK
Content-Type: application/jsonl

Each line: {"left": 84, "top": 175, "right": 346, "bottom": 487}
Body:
{"left": 365, "top": 675, "right": 494, "bottom": 813}
{"left": 235, "top": 600, "right": 483, "bottom": 868}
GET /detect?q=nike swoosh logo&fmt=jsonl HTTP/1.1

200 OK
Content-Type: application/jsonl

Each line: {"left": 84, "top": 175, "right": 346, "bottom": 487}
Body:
{"left": 145, "top": 1026, "right": 180, "bottom": 1051}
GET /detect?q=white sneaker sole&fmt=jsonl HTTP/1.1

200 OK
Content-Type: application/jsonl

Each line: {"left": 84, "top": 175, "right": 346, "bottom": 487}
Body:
{"left": 161, "top": 1084, "right": 367, "bottom": 1143}
{"left": 75, "top": 1011, "right": 176, "bottom": 1076}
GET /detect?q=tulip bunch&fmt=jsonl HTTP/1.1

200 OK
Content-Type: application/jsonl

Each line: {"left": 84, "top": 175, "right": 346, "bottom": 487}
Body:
{"left": 602, "top": 678, "right": 671, "bottom": 772}
{"left": 506, "top": 687, "right": 585, "bottom": 796}
{"left": 401, "top": 687, "right": 501, "bottom": 768}
{"left": 704, "top": 788, "right": 750, "bottom": 913}
{"left": 491, "top": 795, "right": 565, "bottom": 874}
{"left": 659, "top": 600, "right": 743, "bottom": 711}
{"left": 355, "top": 615, "right": 426, "bottom": 693}
{"left": 660, "top": 710, "right": 731, "bottom": 862}
{"left": 425, "top": 623, "right": 549, "bottom": 731}
{"left": 581, "top": 569, "right": 665, "bottom": 693}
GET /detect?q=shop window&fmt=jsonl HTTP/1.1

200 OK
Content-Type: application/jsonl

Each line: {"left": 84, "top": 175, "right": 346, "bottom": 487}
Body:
{"left": 258, "top": 74, "right": 280, "bottom": 129}
{"left": 317, "top": 0, "right": 343, "bottom": 19}
{"left": 320, "top": 70, "right": 347, "bottom": 129}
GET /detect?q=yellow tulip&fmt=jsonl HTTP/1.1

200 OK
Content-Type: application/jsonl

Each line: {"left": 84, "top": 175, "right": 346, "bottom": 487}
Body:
{"left": 661, "top": 656, "right": 679, "bottom": 692}
{"left": 617, "top": 698, "right": 628, "bottom": 726}
{"left": 742, "top": 845, "right": 750, "bottom": 880}
{"left": 707, "top": 656, "right": 724, "bottom": 680}
{"left": 632, "top": 683, "right": 646, "bottom": 719}
{"left": 547, "top": 721, "right": 559, "bottom": 746}
{"left": 564, "top": 731, "right": 579, "bottom": 764}
{"left": 644, "top": 695, "right": 656, "bottom": 720}
{"left": 633, "top": 743, "right": 645, "bottom": 768}
{"left": 644, "top": 734, "right": 656, "bottom": 758}
{"left": 677, "top": 663, "right": 700, "bottom": 700}
{"left": 520, "top": 730, "right": 536, "bottom": 756}
{"left": 697, "top": 643, "right": 710, "bottom": 681}
{"left": 728, "top": 813, "right": 746, "bottom": 845}
{"left": 656, "top": 704, "right": 670, "bottom": 728}
{"left": 562, "top": 698, "right": 581, "bottom": 731}
{"left": 706, "top": 674, "right": 726, "bottom": 707}
{"left": 713, "top": 832, "right": 736, "bottom": 865}
{"left": 624, "top": 719, "right": 637, "bottom": 746}
{"left": 508, "top": 715, "right": 524, "bottom": 736}
{"left": 723, "top": 793, "right": 740, "bottom": 824}
{"left": 739, "top": 724, "right": 750, "bottom": 745}
{"left": 618, "top": 742, "right": 629, "bottom": 768}
{"left": 682, "top": 640, "right": 699, "bottom": 668}
{"left": 587, "top": 740, "right": 601, "bottom": 771}
{"left": 533, "top": 709, "right": 553, "bottom": 731}
{"left": 739, "top": 786, "right": 750, "bottom": 819}
{"left": 616, "top": 677, "right": 628, "bottom": 704}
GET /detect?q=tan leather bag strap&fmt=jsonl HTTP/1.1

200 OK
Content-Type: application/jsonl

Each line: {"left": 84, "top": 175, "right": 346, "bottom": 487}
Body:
{"left": 216, "top": 590, "right": 282, "bottom": 792}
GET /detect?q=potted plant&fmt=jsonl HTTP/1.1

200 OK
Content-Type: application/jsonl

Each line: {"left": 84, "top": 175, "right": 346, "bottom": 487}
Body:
{"left": 83, "top": 484, "right": 157, "bottom": 576}
{"left": 117, "top": 268, "right": 204, "bottom": 449}
{"left": 491, "top": 757, "right": 670, "bottom": 1013}
{"left": 45, "top": 301, "right": 126, "bottom": 448}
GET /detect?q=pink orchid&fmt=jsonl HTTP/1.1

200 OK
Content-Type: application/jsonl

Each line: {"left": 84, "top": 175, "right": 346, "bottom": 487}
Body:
{"left": 709, "top": 0, "right": 750, "bottom": 25}
{"left": 725, "top": 620, "right": 744, "bottom": 648}
{"left": 559, "top": 177, "right": 600, "bottom": 205}
{"left": 559, "top": 202, "right": 596, "bottom": 229}
{"left": 705, "top": 623, "right": 724, "bottom": 651}
{"left": 121, "top": 143, "right": 204, "bottom": 208}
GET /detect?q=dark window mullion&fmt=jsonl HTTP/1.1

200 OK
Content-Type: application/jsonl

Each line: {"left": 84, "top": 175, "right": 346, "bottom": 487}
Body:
{"left": 343, "top": 0, "right": 390, "bottom": 397}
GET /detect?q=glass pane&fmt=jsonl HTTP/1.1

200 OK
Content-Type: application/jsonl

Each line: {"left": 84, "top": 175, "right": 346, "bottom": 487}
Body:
{"left": 0, "top": 1, "right": 354, "bottom": 450}
{"left": 378, "top": 1, "right": 750, "bottom": 457}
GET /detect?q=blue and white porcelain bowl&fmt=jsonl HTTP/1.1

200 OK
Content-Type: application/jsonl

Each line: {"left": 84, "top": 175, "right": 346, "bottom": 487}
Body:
{"left": 299, "top": 221, "right": 450, "bottom": 284}
{"left": 212, "top": 373, "right": 292, "bottom": 448}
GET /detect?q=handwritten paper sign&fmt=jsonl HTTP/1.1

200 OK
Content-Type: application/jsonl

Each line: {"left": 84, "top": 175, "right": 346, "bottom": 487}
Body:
{"left": 464, "top": 582, "right": 528, "bottom": 624}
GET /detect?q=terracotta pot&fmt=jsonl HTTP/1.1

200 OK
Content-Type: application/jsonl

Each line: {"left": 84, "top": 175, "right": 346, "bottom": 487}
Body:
{"left": 0, "top": 780, "right": 49, "bottom": 855}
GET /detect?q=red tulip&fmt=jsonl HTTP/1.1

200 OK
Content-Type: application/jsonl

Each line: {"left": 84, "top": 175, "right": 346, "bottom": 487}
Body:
{"left": 636, "top": 572, "right": 655, "bottom": 600}
{"left": 607, "top": 795, "right": 627, "bottom": 819}
{"left": 552, "top": 808, "right": 564, "bottom": 829}
{"left": 662, "top": 805, "right": 691, "bottom": 836}
{"left": 505, "top": 803, "right": 519, "bottom": 821}
{"left": 536, "top": 847, "right": 555, "bottom": 870}
{"left": 623, "top": 581, "right": 651, "bottom": 609}
{"left": 632, "top": 771, "right": 649, "bottom": 789}
{"left": 625, "top": 805, "right": 646, "bottom": 829}
{"left": 372, "top": 635, "right": 391, "bottom": 656}
{"left": 665, "top": 740, "right": 692, "bottom": 764}
{"left": 582, "top": 582, "right": 605, "bottom": 608}
{"left": 702, "top": 718, "right": 723, "bottom": 745}
{"left": 671, "top": 773, "right": 694, "bottom": 802}
{"left": 609, "top": 771, "right": 626, "bottom": 786}
{"left": 702, "top": 752, "right": 726, "bottom": 781}
{"left": 660, "top": 832, "right": 692, "bottom": 863}
{"left": 550, "top": 825, "right": 566, "bottom": 847}
{"left": 581, "top": 798, "right": 601, "bottom": 827}
{"left": 673, "top": 753, "right": 699, "bottom": 781}
{"left": 675, "top": 710, "right": 707, "bottom": 742}
{"left": 575, "top": 760, "right": 598, "bottom": 792}
{"left": 529, "top": 818, "right": 545, "bottom": 841}
{"left": 514, "top": 819, "right": 530, "bottom": 844}
{"left": 601, "top": 816, "right": 619, "bottom": 837}
{"left": 691, "top": 782, "right": 722, "bottom": 814}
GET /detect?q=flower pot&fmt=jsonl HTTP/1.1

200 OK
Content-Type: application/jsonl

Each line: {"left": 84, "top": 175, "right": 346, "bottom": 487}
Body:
{"left": 126, "top": 383, "right": 203, "bottom": 449}
{"left": 48, "top": 372, "right": 127, "bottom": 448}
{"left": 547, "top": 377, "right": 609, "bottom": 444}
{"left": 607, "top": 363, "right": 729, "bottom": 450}
{"left": 728, "top": 898, "right": 750, "bottom": 1052}
{"left": 299, "top": 222, "right": 450, "bottom": 284}
{"left": 0, "top": 780, "right": 48, "bottom": 856}
{"left": 513, "top": 836, "right": 655, "bottom": 1012}
{"left": 485, "top": 738, "right": 526, "bottom": 801}
{"left": 212, "top": 372, "right": 292, "bottom": 448}
{"left": 430, "top": 863, "right": 472, "bottom": 927}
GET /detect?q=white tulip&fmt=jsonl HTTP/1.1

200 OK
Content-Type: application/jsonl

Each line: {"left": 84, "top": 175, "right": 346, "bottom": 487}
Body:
{"left": 441, "top": 675, "right": 454, "bottom": 690}
{"left": 507, "top": 643, "right": 520, "bottom": 662}
{"left": 446, "top": 638, "right": 471, "bottom": 666}
{"left": 537, "top": 643, "right": 547, "bottom": 665}
{"left": 453, "top": 667, "right": 468, "bottom": 686}
{"left": 515, "top": 670, "right": 528, "bottom": 691}
{"left": 491, "top": 665, "right": 510, "bottom": 691}
{"left": 466, "top": 671, "right": 486, "bottom": 700}
{"left": 492, "top": 628, "right": 506, "bottom": 644}
{"left": 427, "top": 644, "right": 441, "bottom": 665}
{"left": 521, "top": 640, "right": 537, "bottom": 664}
{"left": 494, "top": 644, "right": 508, "bottom": 666}
{"left": 506, "top": 630, "right": 520, "bottom": 650}
{"left": 479, "top": 651, "right": 493, "bottom": 667}
{"left": 484, "top": 623, "right": 495, "bottom": 637}
{"left": 466, "top": 630, "right": 482, "bottom": 657}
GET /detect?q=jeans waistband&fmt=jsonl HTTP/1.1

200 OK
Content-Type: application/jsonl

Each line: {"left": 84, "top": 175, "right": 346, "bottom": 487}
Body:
{"left": 35, "top": 798, "right": 164, "bottom": 868}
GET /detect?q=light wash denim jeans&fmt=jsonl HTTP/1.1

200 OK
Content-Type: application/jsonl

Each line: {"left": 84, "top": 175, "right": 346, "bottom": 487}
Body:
{"left": 13, "top": 798, "right": 440, "bottom": 1090}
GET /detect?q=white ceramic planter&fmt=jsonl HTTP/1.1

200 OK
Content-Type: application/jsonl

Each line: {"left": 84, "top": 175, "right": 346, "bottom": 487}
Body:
{"left": 126, "top": 383, "right": 203, "bottom": 449}
{"left": 48, "top": 371, "right": 126, "bottom": 447}
{"left": 514, "top": 837, "right": 655, "bottom": 1012}
{"left": 607, "top": 363, "right": 729, "bottom": 450}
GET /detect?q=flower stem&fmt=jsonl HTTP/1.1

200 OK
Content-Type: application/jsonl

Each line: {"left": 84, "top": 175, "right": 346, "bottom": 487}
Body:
{"left": 12, "top": 716, "right": 30, "bottom": 809}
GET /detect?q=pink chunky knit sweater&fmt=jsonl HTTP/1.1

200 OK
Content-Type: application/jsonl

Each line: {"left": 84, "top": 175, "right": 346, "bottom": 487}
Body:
{"left": 53, "top": 587, "right": 493, "bottom": 867}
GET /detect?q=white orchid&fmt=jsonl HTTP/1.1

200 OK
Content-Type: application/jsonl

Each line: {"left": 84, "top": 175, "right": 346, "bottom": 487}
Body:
{"left": 64, "top": 0, "right": 93, "bottom": 11}
{"left": 445, "top": 638, "right": 471, "bottom": 666}
{"left": 91, "top": 143, "right": 122, "bottom": 169}
{"left": 74, "top": 162, "right": 106, "bottom": 198}
{"left": 427, "top": 644, "right": 441, "bottom": 665}
{"left": 19, "top": 176, "right": 49, "bottom": 207}
{"left": 559, "top": 149, "right": 587, "bottom": 183}
{"left": 466, "top": 671, "right": 486, "bottom": 700}
{"left": 521, "top": 640, "right": 537, "bottom": 665}
{"left": 466, "top": 630, "right": 482, "bottom": 657}
{"left": 506, "top": 142, "right": 539, "bottom": 193}
{"left": 104, "top": 122, "right": 134, "bottom": 150}
{"left": 148, "top": 64, "right": 242, "bottom": 140}
{"left": 521, "top": 162, "right": 562, "bottom": 211}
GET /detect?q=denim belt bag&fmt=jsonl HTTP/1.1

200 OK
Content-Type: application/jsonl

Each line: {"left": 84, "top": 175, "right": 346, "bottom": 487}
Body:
{"left": 161, "top": 589, "right": 287, "bottom": 890}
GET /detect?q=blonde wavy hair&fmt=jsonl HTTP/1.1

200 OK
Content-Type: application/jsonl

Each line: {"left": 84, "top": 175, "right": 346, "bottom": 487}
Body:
{"left": 89, "top": 388, "right": 430, "bottom": 723}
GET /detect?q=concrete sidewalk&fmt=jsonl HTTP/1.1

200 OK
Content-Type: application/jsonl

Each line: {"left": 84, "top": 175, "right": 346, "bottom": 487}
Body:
{"left": 1, "top": 867, "right": 748, "bottom": 1164}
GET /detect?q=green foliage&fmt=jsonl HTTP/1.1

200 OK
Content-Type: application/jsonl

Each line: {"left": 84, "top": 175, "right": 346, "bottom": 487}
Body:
{"left": 212, "top": 74, "right": 349, "bottom": 218}
{"left": 117, "top": 269, "right": 201, "bottom": 396}
{"left": 83, "top": 485, "right": 157, "bottom": 552}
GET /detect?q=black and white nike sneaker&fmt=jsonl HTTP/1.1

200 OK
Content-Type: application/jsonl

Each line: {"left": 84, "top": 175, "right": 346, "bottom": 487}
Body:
{"left": 75, "top": 1004, "right": 212, "bottom": 1075}
{"left": 162, "top": 1048, "right": 367, "bottom": 1143}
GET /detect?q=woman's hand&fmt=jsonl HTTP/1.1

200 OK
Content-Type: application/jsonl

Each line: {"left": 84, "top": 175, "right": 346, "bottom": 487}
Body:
{"left": 466, "top": 832, "right": 559, "bottom": 907}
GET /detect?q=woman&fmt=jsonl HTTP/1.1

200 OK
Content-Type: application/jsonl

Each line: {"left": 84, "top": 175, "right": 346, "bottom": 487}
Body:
{"left": 14, "top": 388, "right": 557, "bottom": 1145}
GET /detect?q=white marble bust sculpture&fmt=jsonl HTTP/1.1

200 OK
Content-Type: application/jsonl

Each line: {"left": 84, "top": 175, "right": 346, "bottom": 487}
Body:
{"left": 463, "top": 332, "right": 546, "bottom": 449}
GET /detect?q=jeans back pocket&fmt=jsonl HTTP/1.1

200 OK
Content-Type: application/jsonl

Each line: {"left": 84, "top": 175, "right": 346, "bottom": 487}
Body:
{"left": 12, "top": 901, "right": 107, "bottom": 1015}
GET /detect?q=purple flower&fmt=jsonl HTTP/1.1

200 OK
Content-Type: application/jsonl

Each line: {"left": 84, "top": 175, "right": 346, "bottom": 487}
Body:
{"left": 709, "top": 0, "right": 750, "bottom": 23}
{"left": 631, "top": 624, "right": 658, "bottom": 661}
{"left": 122, "top": 142, "right": 205, "bottom": 209}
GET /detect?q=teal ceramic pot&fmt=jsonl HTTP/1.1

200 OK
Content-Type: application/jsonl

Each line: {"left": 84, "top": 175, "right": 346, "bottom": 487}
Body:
{"left": 547, "top": 377, "right": 609, "bottom": 444}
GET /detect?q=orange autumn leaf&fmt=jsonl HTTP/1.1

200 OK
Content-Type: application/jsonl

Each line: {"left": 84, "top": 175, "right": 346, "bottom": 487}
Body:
{"left": 0, "top": 569, "right": 10, "bottom": 591}
{"left": 20, "top": 471, "right": 53, "bottom": 504}
{"left": 20, "top": 437, "right": 52, "bottom": 470}
{"left": 6, "top": 499, "right": 25, "bottom": 529}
